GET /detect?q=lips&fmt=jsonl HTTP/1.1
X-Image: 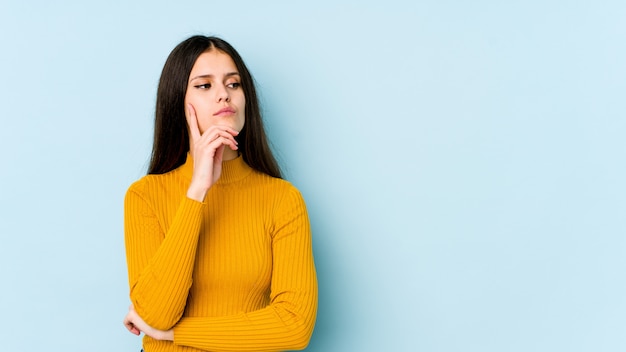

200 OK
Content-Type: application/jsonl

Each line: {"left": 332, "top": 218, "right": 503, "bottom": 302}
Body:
{"left": 214, "top": 107, "right": 236, "bottom": 116}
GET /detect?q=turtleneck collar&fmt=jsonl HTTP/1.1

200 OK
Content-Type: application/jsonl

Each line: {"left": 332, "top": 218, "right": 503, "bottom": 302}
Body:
{"left": 180, "top": 153, "right": 253, "bottom": 185}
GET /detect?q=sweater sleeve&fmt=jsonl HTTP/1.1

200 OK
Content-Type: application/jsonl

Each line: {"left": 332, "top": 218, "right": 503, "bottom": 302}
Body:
{"left": 172, "top": 187, "right": 318, "bottom": 351}
{"left": 124, "top": 184, "right": 205, "bottom": 330}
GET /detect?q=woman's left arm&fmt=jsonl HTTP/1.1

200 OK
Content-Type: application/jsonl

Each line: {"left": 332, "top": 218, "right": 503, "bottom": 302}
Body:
{"left": 171, "top": 187, "right": 318, "bottom": 351}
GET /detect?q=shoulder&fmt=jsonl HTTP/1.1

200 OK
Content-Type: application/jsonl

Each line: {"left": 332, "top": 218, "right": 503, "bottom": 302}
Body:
{"left": 262, "top": 175, "right": 308, "bottom": 216}
{"left": 263, "top": 176, "right": 311, "bottom": 239}
{"left": 126, "top": 174, "right": 158, "bottom": 197}
{"left": 239, "top": 170, "right": 307, "bottom": 214}
{"left": 250, "top": 171, "right": 304, "bottom": 199}
{"left": 125, "top": 169, "right": 183, "bottom": 203}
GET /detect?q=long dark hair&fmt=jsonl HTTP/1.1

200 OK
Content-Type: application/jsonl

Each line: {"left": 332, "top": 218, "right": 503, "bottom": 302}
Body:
{"left": 147, "top": 35, "right": 282, "bottom": 179}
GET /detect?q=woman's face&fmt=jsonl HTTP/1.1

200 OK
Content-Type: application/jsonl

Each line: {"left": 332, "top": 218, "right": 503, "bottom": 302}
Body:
{"left": 185, "top": 49, "right": 245, "bottom": 134}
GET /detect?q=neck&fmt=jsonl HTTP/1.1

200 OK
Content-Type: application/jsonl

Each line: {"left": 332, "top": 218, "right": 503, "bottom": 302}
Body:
{"left": 222, "top": 147, "right": 239, "bottom": 161}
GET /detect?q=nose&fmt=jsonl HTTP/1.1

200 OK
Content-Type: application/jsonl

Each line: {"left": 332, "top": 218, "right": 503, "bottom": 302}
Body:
{"left": 216, "top": 84, "right": 230, "bottom": 102}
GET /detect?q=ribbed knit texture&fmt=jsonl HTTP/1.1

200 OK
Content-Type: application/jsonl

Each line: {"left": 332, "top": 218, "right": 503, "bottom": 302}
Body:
{"left": 124, "top": 154, "right": 317, "bottom": 352}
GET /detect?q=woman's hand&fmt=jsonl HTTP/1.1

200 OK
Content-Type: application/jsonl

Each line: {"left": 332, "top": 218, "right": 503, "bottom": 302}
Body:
{"left": 186, "top": 103, "right": 239, "bottom": 202}
{"left": 123, "top": 304, "right": 174, "bottom": 341}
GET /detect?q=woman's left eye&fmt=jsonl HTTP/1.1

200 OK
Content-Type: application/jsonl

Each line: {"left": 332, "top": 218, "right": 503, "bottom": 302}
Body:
{"left": 227, "top": 82, "right": 241, "bottom": 89}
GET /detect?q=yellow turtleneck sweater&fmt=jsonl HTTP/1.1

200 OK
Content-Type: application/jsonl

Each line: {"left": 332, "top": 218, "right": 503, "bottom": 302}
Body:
{"left": 124, "top": 154, "right": 317, "bottom": 352}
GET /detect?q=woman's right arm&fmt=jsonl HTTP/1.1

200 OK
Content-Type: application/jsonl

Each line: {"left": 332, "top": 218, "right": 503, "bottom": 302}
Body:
{"left": 124, "top": 187, "right": 205, "bottom": 330}
{"left": 125, "top": 103, "right": 238, "bottom": 331}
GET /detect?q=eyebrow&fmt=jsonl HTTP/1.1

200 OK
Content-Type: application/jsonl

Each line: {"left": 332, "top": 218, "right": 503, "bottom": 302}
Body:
{"left": 189, "top": 72, "right": 240, "bottom": 82}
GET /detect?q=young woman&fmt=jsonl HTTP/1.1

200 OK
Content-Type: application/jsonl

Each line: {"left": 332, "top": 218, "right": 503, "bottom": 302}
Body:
{"left": 122, "top": 35, "right": 318, "bottom": 351}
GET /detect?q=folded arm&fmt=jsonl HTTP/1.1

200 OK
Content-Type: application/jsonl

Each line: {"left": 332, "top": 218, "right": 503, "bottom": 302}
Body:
{"left": 125, "top": 187, "right": 205, "bottom": 330}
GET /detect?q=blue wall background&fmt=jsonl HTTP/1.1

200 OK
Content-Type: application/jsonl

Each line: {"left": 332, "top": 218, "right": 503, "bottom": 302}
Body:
{"left": 1, "top": 1, "right": 625, "bottom": 351}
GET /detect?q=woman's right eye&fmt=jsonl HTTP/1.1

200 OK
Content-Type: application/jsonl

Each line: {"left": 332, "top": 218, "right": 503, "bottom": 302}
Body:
{"left": 195, "top": 83, "right": 211, "bottom": 89}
